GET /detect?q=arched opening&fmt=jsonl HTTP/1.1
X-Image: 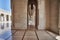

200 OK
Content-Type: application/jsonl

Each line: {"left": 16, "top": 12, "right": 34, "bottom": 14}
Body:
{"left": 6, "top": 15, "right": 9, "bottom": 21}
{"left": 1, "top": 14, "right": 4, "bottom": 21}
{"left": 27, "top": 0, "right": 38, "bottom": 30}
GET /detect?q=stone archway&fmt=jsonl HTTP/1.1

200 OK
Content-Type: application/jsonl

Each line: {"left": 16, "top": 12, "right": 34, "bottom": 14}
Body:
{"left": 11, "top": 0, "right": 28, "bottom": 29}
{"left": 11, "top": 0, "right": 46, "bottom": 30}
{"left": 27, "top": 0, "right": 39, "bottom": 30}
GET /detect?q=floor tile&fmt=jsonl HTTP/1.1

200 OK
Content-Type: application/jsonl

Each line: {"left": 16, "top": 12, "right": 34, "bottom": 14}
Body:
{"left": 23, "top": 30, "right": 37, "bottom": 40}
{"left": 36, "top": 31, "right": 56, "bottom": 40}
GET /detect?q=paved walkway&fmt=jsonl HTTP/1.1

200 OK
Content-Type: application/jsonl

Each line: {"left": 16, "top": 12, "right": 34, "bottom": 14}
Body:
{"left": 11, "top": 30, "right": 57, "bottom": 40}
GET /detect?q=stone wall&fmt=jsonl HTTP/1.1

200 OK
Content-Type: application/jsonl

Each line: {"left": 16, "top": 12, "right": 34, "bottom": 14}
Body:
{"left": 45, "top": 0, "right": 51, "bottom": 30}
{"left": 12, "top": 0, "right": 46, "bottom": 30}
{"left": 12, "top": 0, "right": 59, "bottom": 33}
{"left": 12, "top": 0, "right": 28, "bottom": 29}
{"left": 50, "top": 0, "right": 59, "bottom": 34}
{"left": 38, "top": 0, "right": 46, "bottom": 29}
{"left": 45, "top": 0, "right": 59, "bottom": 34}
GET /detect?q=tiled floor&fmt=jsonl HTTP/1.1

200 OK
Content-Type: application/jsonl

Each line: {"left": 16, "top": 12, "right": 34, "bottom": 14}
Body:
{"left": 10, "top": 30, "right": 57, "bottom": 40}
{"left": 23, "top": 30, "right": 37, "bottom": 40}
{"left": 36, "top": 31, "right": 56, "bottom": 40}
{"left": 0, "top": 22, "right": 57, "bottom": 40}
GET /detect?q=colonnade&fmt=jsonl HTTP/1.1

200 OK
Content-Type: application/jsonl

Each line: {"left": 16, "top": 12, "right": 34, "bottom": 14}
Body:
{"left": 0, "top": 10, "right": 11, "bottom": 23}
{"left": 0, "top": 10, "right": 11, "bottom": 34}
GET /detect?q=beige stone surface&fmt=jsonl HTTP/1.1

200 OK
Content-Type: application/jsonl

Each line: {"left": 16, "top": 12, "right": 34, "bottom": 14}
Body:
{"left": 38, "top": 0, "right": 46, "bottom": 30}
{"left": 50, "top": 0, "right": 59, "bottom": 34}
{"left": 23, "top": 30, "right": 37, "bottom": 40}
{"left": 12, "top": 30, "right": 25, "bottom": 40}
{"left": 11, "top": 0, "right": 59, "bottom": 34}
{"left": 36, "top": 31, "right": 56, "bottom": 40}
{"left": 12, "top": 0, "right": 28, "bottom": 29}
{"left": 45, "top": 0, "right": 51, "bottom": 30}
{"left": 46, "top": 31, "right": 58, "bottom": 38}
{"left": 12, "top": 0, "right": 47, "bottom": 30}
{"left": 11, "top": 30, "right": 56, "bottom": 40}
{"left": 45, "top": 0, "right": 59, "bottom": 34}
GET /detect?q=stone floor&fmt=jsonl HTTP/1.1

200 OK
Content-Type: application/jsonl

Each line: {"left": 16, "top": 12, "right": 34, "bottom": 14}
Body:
{"left": 7, "top": 30, "right": 57, "bottom": 40}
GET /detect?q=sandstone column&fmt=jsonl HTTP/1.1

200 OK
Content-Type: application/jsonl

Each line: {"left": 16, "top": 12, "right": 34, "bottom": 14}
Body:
{"left": 9, "top": 15, "right": 11, "bottom": 21}
{"left": 12, "top": 0, "right": 28, "bottom": 29}
{"left": 4, "top": 15, "right": 7, "bottom": 22}
{"left": 45, "top": 0, "right": 51, "bottom": 30}
{"left": 38, "top": 0, "right": 46, "bottom": 29}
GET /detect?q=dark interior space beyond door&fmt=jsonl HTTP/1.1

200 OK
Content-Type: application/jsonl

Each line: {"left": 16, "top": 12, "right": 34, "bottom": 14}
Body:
{"left": 27, "top": 0, "right": 39, "bottom": 30}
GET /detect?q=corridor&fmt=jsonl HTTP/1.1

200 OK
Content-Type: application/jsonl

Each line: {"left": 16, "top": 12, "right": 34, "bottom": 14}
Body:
{"left": 7, "top": 30, "right": 57, "bottom": 40}
{"left": 0, "top": 0, "right": 60, "bottom": 40}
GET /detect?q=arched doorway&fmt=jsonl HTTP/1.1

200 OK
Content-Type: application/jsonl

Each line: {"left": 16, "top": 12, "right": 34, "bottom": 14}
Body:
{"left": 27, "top": 0, "right": 39, "bottom": 30}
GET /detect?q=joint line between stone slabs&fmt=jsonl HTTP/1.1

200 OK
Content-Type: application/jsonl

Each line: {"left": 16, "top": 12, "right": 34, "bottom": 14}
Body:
{"left": 35, "top": 30, "right": 39, "bottom": 40}
{"left": 45, "top": 31, "right": 56, "bottom": 40}
{"left": 22, "top": 30, "right": 27, "bottom": 40}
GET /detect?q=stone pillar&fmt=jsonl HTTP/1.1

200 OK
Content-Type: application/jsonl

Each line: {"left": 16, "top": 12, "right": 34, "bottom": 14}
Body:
{"left": 4, "top": 15, "right": 7, "bottom": 22}
{"left": 12, "top": 0, "right": 28, "bottom": 29}
{"left": 9, "top": 15, "right": 11, "bottom": 21}
{"left": 1, "top": 14, "right": 4, "bottom": 22}
{"left": 38, "top": 0, "right": 46, "bottom": 29}
{"left": 50, "top": 0, "right": 59, "bottom": 34}
{"left": 45, "top": 0, "right": 51, "bottom": 30}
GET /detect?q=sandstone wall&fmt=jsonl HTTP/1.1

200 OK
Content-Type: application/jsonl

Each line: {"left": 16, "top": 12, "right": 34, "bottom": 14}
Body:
{"left": 12, "top": 0, "right": 59, "bottom": 34}
{"left": 50, "top": 0, "right": 59, "bottom": 34}
{"left": 45, "top": 0, "right": 51, "bottom": 30}
{"left": 38, "top": 0, "right": 46, "bottom": 29}
{"left": 45, "top": 0, "right": 59, "bottom": 34}
{"left": 12, "top": 0, "right": 28, "bottom": 29}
